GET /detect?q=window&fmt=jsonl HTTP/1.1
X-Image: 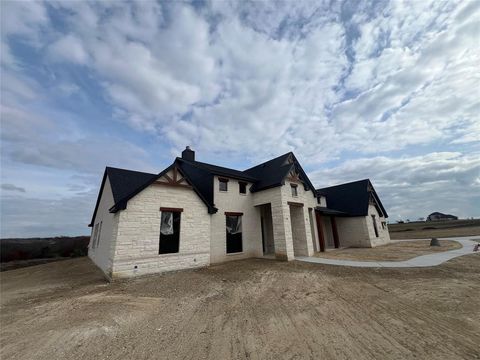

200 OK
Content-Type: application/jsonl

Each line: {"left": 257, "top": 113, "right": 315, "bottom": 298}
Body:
{"left": 239, "top": 182, "right": 247, "bottom": 194}
{"left": 381, "top": 221, "right": 386, "bottom": 230}
{"left": 291, "top": 184, "right": 298, "bottom": 197}
{"left": 159, "top": 209, "right": 182, "bottom": 254}
{"left": 371, "top": 215, "right": 379, "bottom": 237}
{"left": 226, "top": 214, "right": 242, "bottom": 253}
{"left": 219, "top": 178, "right": 228, "bottom": 192}
{"left": 95, "top": 221, "right": 103, "bottom": 248}
{"left": 317, "top": 196, "right": 321, "bottom": 205}
{"left": 91, "top": 223, "right": 99, "bottom": 249}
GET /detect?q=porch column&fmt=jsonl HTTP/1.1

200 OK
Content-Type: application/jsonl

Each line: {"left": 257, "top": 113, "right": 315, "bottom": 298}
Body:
{"left": 301, "top": 207, "right": 314, "bottom": 256}
{"left": 271, "top": 201, "right": 295, "bottom": 261}
{"left": 331, "top": 216, "right": 340, "bottom": 248}
{"left": 315, "top": 210, "right": 325, "bottom": 252}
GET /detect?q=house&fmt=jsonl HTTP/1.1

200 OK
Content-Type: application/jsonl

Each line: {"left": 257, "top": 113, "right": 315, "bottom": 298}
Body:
{"left": 427, "top": 212, "right": 458, "bottom": 221}
{"left": 88, "top": 147, "right": 390, "bottom": 280}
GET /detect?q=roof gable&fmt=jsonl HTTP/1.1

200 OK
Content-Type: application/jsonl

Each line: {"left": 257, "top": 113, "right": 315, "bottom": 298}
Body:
{"left": 244, "top": 152, "right": 315, "bottom": 193}
{"left": 89, "top": 167, "right": 156, "bottom": 226}
{"left": 107, "top": 167, "right": 157, "bottom": 204}
{"left": 109, "top": 162, "right": 218, "bottom": 214}
{"left": 317, "top": 179, "right": 388, "bottom": 218}
{"left": 90, "top": 152, "right": 317, "bottom": 224}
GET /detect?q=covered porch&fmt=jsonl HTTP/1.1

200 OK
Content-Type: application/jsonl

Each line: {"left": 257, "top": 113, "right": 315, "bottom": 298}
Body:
{"left": 314, "top": 207, "right": 346, "bottom": 252}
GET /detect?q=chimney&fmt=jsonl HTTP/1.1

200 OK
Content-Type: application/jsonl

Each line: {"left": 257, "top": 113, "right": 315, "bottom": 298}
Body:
{"left": 181, "top": 146, "right": 195, "bottom": 161}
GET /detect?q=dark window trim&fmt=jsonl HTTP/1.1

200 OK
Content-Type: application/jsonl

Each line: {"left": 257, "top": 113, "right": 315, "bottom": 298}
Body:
{"left": 159, "top": 207, "right": 183, "bottom": 212}
{"left": 239, "top": 181, "right": 247, "bottom": 194}
{"left": 159, "top": 211, "right": 181, "bottom": 254}
{"left": 287, "top": 201, "right": 303, "bottom": 207}
{"left": 219, "top": 178, "right": 228, "bottom": 192}
{"left": 96, "top": 221, "right": 103, "bottom": 248}
{"left": 371, "top": 214, "right": 379, "bottom": 237}
{"left": 291, "top": 183, "right": 298, "bottom": 196}
{"left": 225, "top": 214, "right": 243, "bottom": 254}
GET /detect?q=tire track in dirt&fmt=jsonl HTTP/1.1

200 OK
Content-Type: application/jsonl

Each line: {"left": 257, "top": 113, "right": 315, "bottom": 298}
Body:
{"left": 2, "top": 257, "right": 479, "bottom": 360}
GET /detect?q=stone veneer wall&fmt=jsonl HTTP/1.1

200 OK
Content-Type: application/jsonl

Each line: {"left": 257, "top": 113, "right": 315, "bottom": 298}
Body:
{"left": 335, "top": 216, "right": 370, "bottom": 248}
{"left": 252, "top": 186, "right": 294, "bottom": 260}
{"left": 110, "top": 184, "right": 211, "bottom": 279}
{"left": 290, "top": 206, "right": 309, "bottom": 256}
{"left": 334, "top": 205, "right": 390, "bottom": 248}
{"left": 88, "top": 176, "right": 119, "bottom": 275}
{"left": 281, "top": 180, "right": 316, "bottom": 257}
{"left": 366, "top": 204, "right": 391, "bottom": 247}
{"left": 210, "top": 176, "right": 263, "bottom": 264}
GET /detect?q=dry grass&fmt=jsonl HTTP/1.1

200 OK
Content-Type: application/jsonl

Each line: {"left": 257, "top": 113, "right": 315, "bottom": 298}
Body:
{"left": 389, "top": 219, "right": 480, "bottom": 240}
{"left": 314, "top": 240, "right": 462, "bottom": 261}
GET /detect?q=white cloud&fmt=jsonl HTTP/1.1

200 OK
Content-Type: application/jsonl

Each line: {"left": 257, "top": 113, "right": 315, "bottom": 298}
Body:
{"left": 1, "top": 104, "right": 154, "bottom": 174}
{"left": 48, "top": 34, "right": 89, "bottom": 64}
{"left": 310, "top": 152, "right": 480, "bottom": 220}
{"left": 3, "top": 1, "right": 475, "bottom": 164}
{"left": 1, "top": 0, "right": 479, "bottom": 236}
{"left": 1, "top": 0, "right": 48, "bottom": 37}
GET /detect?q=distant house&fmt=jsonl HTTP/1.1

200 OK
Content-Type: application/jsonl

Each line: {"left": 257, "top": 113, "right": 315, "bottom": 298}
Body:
{"left": 427, "top": 212, "right": 458, "bottom": 221}
{"left": 88, "top": 147, "right": 390, "bottom": 280}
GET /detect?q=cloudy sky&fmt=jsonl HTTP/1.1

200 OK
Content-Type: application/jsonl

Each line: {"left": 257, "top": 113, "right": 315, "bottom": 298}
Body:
{"left": 1, "top": 0, "right": 479, "bottom": 238}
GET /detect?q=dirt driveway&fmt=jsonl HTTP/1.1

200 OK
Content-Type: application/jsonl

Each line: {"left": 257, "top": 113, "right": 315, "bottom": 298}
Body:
{"left": 1, "top": 255, "right": 479, "bottom": 360}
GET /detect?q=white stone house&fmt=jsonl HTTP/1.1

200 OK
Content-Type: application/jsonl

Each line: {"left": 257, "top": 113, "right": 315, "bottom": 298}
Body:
{"left": 88, "top": 147, "right": 390, "bottom": 280}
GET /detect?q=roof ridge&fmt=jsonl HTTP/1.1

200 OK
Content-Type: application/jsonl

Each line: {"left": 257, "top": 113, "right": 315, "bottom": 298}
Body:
{"left": 177, "top": 157, "right": 257, "bottom": 181}
{"left": 317, "top": 178, "right": 370, "bottom": 190}
{"left": 106, "top": 166, "right": 156, "bottom": 176}
{"left": 177, "top": 157, "right": 246, "bottom": 173}
{"left": 243, "top": 151, "right": 293, "bottom": 172}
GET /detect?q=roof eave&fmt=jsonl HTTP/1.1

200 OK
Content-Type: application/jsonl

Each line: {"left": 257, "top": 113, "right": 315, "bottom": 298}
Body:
{"left": 88, "top": 169, "right": 108, "bottom": 228}
{"left": 250, "top": 182, "right": 284, "bottom": 193}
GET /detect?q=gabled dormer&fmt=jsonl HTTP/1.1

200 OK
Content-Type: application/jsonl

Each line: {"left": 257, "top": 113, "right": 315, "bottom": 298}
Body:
{"left": 244, "top": 152, "right": 316, "bottom": 195}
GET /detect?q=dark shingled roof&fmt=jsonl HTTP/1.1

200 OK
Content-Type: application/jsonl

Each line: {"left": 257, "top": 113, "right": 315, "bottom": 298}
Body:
{"left": 314, "top": 207, "right": 348, "bottom": 216}
{"left": 176, "top": 157, "right": 259, "bottom": 213}
{"left": 89, "top": 152, "right": 319, "bottom": 226}
{"left": 106, "top": 167, "right": 157, "bottom": 204}
{"left": 89, "top": 167, "right": 156, "bottom": 226}
{"left": 178, "top": 158, "right": 257, "bottom": 182}
{"left": 176, "top": 159, "right": 215, "bottom": 212}
{"left": 244, "top": 152, "right": 315, "bottom": 192}
{"left": 243, "top": 153, "right": 292, "bottom": 192}
{"left": 316, "top": 179, "right": 388, "bottom": 218}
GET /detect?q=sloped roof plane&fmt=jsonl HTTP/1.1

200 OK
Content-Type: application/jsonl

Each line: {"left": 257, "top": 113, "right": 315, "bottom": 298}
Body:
{"left": 316, "top": 179, "right": 388, "bottom": 218}
{"left": 89, "top": 152, "right": 326, "bottom": 226}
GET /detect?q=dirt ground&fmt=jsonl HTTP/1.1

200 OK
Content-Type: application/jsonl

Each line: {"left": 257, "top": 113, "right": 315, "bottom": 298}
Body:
{"left": 314, "top": 240, "right": 462, "bottom": 261}
{"left": 1, "top": 255, "right": 480, "bottom": 360}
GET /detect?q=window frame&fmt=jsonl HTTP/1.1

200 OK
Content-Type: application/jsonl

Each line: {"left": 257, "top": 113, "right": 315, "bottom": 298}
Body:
{"left": 371, "top": 215, "right": 379, "bottom": 237}
{"left": 291, "top": 183, "right": 298, "bottom": 197}
{"left": 239, "top": 181, "right": 247, "bottom": 195}
{"left": 95, "top": 221, "right": 103, "bottom": 248}
{"left": 219, "top": 178, "right": 229, "bottom": 192}
{"left": 91, "top": 223, "right": 99, "bottom": 249}
{"left": 225, "top": 212, "right": 243, "bottom": 254}
{"left": 159, "top": 208, "right": 183, "bottom": 254}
